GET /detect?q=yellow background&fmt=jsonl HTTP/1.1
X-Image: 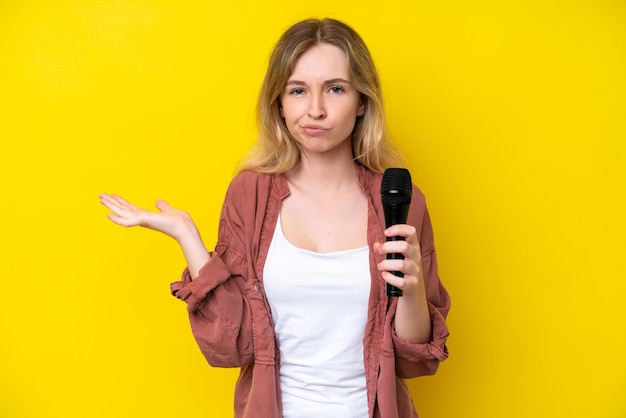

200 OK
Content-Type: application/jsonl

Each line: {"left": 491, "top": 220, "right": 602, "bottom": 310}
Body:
{"left": 1, "top": 0, "right": 624, "bottom": 417}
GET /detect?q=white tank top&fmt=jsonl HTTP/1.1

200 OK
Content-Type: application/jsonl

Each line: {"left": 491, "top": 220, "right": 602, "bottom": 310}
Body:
{"left": 263, "top": 216, "right": 371, "bottom": 418}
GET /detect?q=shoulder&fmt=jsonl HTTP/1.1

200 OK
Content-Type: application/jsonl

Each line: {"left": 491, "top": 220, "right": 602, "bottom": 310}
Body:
{"left": 226, "top": 170, "right": 276, "bottom": 194}
{"left": 230, "top": 169, "right": 271, "bottom": 185}
{"left": 225, "top": 170, "right": 288, "bottom": 206}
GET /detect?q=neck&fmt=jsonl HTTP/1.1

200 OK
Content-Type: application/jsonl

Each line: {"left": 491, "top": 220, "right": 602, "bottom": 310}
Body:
{"left": 286, "top": 154, "right": 360, "bottom": 197}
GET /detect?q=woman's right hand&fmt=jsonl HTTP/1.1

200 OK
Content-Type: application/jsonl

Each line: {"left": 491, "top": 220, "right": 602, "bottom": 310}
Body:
{"left": 99, "top": 194, "right": 211, "bottom": 277}
{"left": 99, "top": 193, "right": 196, "bottom": 243}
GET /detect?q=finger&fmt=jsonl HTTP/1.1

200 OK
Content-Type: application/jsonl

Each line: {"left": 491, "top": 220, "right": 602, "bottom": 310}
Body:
{"left": 384, "top": 224, "right": 418, "bottom": 244}
{"left": 100, "top": 194, "right": 132, "bottom": 213}
{"left": 378, "top": 242, "right": 420, "bottom": 264}
{"left": 101, "top": 199, "right": 132, "bottom": 218}
{"left": 380, "top": 270, "right": 404, "bottom": 288}
{"left": 378, "top": 259, "right": 419, "bottom": 277}
{"left": 380, "top": 270, "right": 417, "bottom": 289}
{"left": 155, "top": 199, "right": 172, "bottom": 212}
{"left": 378, "top": 239, "right": 411, "bottom": 255}
{"left": 106, "top": 213, "right": 140, "bottom": 227}
{"left": 99, "top": 193, "right": 117, "bottom": 206}
{"left": 99, "top": 194, "right": 125, "bottom": 213}
{"left": 109, "top": 194, "right": 140, "bottom": 211}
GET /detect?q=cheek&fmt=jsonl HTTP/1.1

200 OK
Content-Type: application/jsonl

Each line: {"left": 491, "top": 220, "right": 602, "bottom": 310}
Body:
{"left": 280, "top": 102, "right": 301, "bottom": 123}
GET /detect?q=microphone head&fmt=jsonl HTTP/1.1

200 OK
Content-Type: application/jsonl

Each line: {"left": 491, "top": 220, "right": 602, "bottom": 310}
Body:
{"left": 381, "top": 168, "right": 412, "bottom": 205}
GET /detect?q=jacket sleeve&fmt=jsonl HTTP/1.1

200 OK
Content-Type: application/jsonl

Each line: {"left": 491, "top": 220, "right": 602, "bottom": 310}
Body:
{"left": 170, "top": 185, "right": 255, "bottom": 369}
{"left": 392, "top": 197, "right": 451, "bottom": 379}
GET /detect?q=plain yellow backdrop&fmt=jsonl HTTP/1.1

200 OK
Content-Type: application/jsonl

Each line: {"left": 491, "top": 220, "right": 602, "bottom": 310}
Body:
{"left": 1, "top": 0, "right": 624, "bottom": 417}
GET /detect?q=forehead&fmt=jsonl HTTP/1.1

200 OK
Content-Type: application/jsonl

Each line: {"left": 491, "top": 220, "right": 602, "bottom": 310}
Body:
{"left": 289, "top": 42, "right": 350, "bottom": 80}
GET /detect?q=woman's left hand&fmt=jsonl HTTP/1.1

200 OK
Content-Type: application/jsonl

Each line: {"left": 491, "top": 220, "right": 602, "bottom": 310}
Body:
{"left": 374, "top": 224, "right": 432, "bottom": 343}
{"left": 373, "top": 224, "right": 425, "bottom": 296}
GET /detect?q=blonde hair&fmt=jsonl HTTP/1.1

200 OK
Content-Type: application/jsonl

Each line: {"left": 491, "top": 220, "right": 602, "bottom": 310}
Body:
{"left": 237, "top": 18, "right": 405, "bottom": 174}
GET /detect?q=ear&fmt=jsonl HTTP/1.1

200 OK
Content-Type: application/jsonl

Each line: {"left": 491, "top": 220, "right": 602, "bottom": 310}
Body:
{"left": 278, "top": 100, "right": 284, "bottom": 118}
{"left": 357, "top": 96, "right": 366, "bottom": 116}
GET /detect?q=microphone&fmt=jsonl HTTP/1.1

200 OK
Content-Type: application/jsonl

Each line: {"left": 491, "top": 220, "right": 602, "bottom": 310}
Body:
{"left": 380, "top": 168, "right": 413, "bottom": 297}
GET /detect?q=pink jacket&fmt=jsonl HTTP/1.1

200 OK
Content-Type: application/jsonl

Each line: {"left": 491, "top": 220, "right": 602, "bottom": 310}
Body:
{"left": 171, "top": 166, "right": 450, "bottom": 417}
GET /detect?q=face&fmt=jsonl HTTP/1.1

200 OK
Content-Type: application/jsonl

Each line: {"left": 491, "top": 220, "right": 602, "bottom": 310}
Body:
{"left": 280, "top": 42, "right": 365, "bottom": 158}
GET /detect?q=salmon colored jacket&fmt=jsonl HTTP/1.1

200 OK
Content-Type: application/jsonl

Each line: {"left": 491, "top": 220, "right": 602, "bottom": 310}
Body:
{"left": 171, "top": 165, "right": 450, "bottom": 417}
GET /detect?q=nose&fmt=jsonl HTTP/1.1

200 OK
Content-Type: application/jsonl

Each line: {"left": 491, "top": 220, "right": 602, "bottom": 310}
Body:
{"left": 307, "top": 93, "right": 326, "bottom": 119}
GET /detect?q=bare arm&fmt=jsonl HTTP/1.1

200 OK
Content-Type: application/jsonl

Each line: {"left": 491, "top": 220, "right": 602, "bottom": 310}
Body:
{"left": 99, "top": 194, "right": 210, "bottom": 278}
{"left": 373, "top": 224, "right": 432, "bottom": 344}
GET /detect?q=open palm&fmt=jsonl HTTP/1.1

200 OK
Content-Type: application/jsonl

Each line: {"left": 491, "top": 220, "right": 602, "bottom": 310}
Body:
{"left": 99, "top": 193, "right": 193, "bottom": 242}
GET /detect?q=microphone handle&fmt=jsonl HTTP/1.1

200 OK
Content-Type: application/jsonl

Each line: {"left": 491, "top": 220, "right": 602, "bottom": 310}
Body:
{"left": 385, "top": 235, "right": 404, "bottom": 297}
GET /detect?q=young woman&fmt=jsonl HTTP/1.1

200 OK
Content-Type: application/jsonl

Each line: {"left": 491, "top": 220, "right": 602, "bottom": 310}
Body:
{"left": 100, "top": 18, "right": 450, "bottom": 418}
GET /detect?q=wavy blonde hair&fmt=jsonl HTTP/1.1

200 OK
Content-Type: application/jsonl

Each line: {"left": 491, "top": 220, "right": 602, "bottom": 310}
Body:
{"left": 237, "top": 18, "right": 405, "bottom": 174}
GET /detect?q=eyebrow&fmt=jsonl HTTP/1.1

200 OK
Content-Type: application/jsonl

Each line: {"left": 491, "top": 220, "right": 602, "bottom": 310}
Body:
{"left": 285, "top": 78, "right": 352, "bottom": 87}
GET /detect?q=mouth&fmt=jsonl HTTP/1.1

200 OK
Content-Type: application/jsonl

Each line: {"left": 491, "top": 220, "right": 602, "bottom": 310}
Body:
{"left": 301, "top": 124, "right": 329, "bottom": 136}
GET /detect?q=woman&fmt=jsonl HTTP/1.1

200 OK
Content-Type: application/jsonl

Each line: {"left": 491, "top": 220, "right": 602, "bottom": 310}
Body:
{"left": 100, "top": 18, "right": 450, "bottom": 418}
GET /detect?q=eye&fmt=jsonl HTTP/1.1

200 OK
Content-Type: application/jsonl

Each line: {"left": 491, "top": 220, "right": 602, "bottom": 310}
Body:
{"left": 329, "top": 86, "right": 344, "bottom": 94}
{"left": 289, "top": 88, "right": 305, "bottom": 96}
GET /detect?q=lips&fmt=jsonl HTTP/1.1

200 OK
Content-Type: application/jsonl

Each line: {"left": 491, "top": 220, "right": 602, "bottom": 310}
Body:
{"left": 301, "top": 124, "right": 329, "bottom": 136}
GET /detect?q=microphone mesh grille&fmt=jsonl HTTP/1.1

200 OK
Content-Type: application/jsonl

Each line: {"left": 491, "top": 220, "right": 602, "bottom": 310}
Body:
{"left": 381, "top": 168, "right": 412, "bottom": 205}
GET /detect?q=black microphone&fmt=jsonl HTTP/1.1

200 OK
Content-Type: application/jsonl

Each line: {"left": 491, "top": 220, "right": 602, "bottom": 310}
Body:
{"left": 380, "top": 168, "right": 413, "bottom": 297}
